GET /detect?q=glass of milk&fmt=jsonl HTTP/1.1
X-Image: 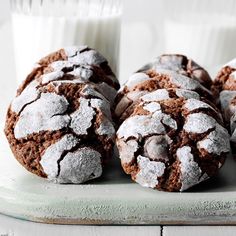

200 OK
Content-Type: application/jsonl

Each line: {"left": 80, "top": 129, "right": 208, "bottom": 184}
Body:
{"left": 163, "top": 0, "right": 236, "bottom": 75}
{"left": 10, "top": 0, "right": 122, "bottom": 84}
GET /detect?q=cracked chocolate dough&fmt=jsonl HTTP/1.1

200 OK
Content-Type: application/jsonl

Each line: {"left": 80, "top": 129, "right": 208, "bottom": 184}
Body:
{"left": 212, "top": 58, "right": 236, "bottom": 150}
{"left": 5, "top": 46, "right": 119, "bottom": 184}
{"left": 116, "top": 96, "right": 230, "bottom": 192}
{"left": 115, "top": 54, "right": 213, "bottom": 124}
{"left": 116, "top": 54, "right": 230, "bottom": 192}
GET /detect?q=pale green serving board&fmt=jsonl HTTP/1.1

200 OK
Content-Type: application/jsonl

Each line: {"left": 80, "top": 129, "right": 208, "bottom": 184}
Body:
{"left": 0, "top": 130, "right": 236, "bottom": 225}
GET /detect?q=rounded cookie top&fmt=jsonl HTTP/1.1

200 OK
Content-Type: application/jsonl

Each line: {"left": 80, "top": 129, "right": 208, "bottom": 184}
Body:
{"left": 115, "top": 55, "right": 213, "bottom": 122}
{"left": 138, "top": 54, "right": 212, "bottom": 89}
{"left": 116, "top": 95, "right": 230, "bottom": 192}
{"left": 212, "top": 58, "right": 236, "bottom": 96}
{"left": 212, "top": 59, "right": 236, "bottom": 139}
{"left": 19, "top": 46, "right": 119, "bottom": 104}
{"left": 5, "top": 75, "right": 115, "bottom": 183}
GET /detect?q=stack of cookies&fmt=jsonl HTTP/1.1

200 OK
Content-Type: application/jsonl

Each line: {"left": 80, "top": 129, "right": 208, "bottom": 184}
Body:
{"left": 212, "top": 59, "right": 236, "bottom": 152}
{"left": 115, "top": 55, "right": 230, "bottom": 192}
{"left": 5, "top": 46, "right": 119, "bottom": 184}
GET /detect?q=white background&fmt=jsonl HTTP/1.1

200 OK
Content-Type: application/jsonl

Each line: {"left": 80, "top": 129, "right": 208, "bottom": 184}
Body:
{"left": 0, "top": 0, "right": 165, "bottom": 117}
{"left": 0, "top": 0, "right": 168, "bottom": 120}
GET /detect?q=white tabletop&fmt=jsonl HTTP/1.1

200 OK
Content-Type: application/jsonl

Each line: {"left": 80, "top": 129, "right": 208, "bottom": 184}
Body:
{"left": 1, "top": 213, "right": 236, "bottom": 236}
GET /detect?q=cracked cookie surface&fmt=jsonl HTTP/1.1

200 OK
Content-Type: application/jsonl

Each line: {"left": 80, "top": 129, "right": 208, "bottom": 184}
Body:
{"left": 115, "top": 54, "right": 213, "bottom": 124}
{"left": 212, "top": 58, "right": 236, "bottom": 149}
{"left": 116, "top": 96, "right": 230, "bottom": 192}
{"left": 5, "top": 46, "right": 117, "bottom": 184}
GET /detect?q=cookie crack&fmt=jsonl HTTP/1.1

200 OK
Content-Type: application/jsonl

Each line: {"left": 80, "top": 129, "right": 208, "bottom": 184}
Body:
{"left": 51, "top": 112, "right": 69, "bottom": 118}
{"left": 80, "top": 91, "right": 107, "bottom": 102}
{"left": 17, "top": 92, "right": 42, "bottom": 116}
{"left": 65, "top": 100, "right": 105, "bottom": 145}
{"left": 56, "top": 142, "right": 81, "bottom": 178}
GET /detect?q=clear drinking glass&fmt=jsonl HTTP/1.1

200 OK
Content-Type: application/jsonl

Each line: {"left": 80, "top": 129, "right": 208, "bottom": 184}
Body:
{"left": 163, "top": 0, "right": 236, "bottom": 75}
{"left": 10, "top": 0, "right": 122, "bottom": 84}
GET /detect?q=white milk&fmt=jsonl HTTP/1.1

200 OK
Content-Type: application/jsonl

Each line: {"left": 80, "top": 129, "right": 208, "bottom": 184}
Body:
{"left": 12, "top": 12, "right": 121, "bottom": 84}
{"left": 164, "top": 14, "right": 236, "bottom": 73}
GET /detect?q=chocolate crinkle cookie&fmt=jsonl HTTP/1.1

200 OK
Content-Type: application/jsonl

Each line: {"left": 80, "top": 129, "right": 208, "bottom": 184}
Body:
{"left": 116, "top": 96, "right": 230, "bottom": 192}
{"left": 116, "top": 54, "right": 230, "bottom": 192}
{"left": 212, "top": 58, "right": 236, "bottom": 150}
{"left": 115, "top": 54, "right": 213, "bottom": 124}
{"left": 5, "top": 46, "right": 119, "bottom": 184}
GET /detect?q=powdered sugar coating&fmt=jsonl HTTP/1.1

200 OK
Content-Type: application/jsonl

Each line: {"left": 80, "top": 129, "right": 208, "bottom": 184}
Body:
{"left": 184, "top": 113, "right": 216, "bottom": 134}
{"left": 90, "top": 98, "right": 112, "bottom": 120}
{"left": 117, "top": 139, "right": 139, "bottom": 165}
{"left": 116, "top": 95, "right": 229, "bottom": 191}
{"left": 153, "top": 111, "right": 178, "bottom": 130}
{"left": 163, "top": 114, "right": 178, "bottom": 129}
{"left": 116, "top": 53, "right": 212, "bottom": 123}
{"left": 14, "top": 93, "right": 70, "bottom": 139}
{"left": 175, "top": 89, "right": 200, "bottom": 100}
{"left": 220, "top": 90, "right": 236, "bottom": 110}
{"left": 69, "top": 97, "right": 95, "bottom": 136}
{"left": 117, "top": 115, "right": 166, "bottom": 140}
{"left": 125, "top": 73, "right": 150, "bottom": 90}
{"left": 227, "top": 104, "right": 236, "bottom": 132}
{"left": 41, "top": 71, "right": 64, "bottom": 84}
{"left": 219, "top": 90, "right": 236, "bottom": 121}
{"left": 115, "top": 63, "right": 211, "bottom": 123}
{"left": 6, "top": 46, "right": 118, "bottom": 185}
{"left": 154, "top": 55, "right": 184, "bottom": 72}
{"left": 97, "top": 116, "right": 115, "bottom": 138}
{"left": 231, "top": 113, "right": 236, "bottom": 134}
{"left": 45, "top": 46, "right": 118, "bottom": 89}
{"left": 127, "top": 91, "right": 148, "bottom": 101}
{"left": 59, "top": 147, "right": 102, "bottom": 184}
{"left": 40, "top": 134, "right": 79, "bottom": 183}
{"left": 115, "top": 54, "right": 229, "bottom": 191}
{"left": 215, "top": 60, "right": 236, "bottom": 149}
{"left": 177, "top": 146, "right": 208, "bottom": 191}
{"left": 115, "top": 87, "right": 204, "bottom": 123}
{"left": 68, "top": 66, "right": 93, "bottom": 81}
{"left": 68, "top": 49, "right": 107, "bottom": 66}
{"left": 11, "top": 80, "right": 40, "bottom": 114}
{"left": 231, "top": 124, "right": 236, "bottom": 142}
{"left": 198, "top": 125, "right": 230, "bottom": 155}
{"left": 144, "top": 135, "right": 171, "bottom": 162}
{"left": 135, "top": 155, "right": 165, "bottom": 188}
{"left": 50, "top": 60, "right": 75, "bottom": 71}
{"left": 64, "top": 46, "right": 79, "bottom": 57}
{"left": 64, "top": 45, "right": 88, "bottom": 58}
{"left": 184, "top": 98, "right": 212, "bottom": 112}
{"left": 141, "top": 89, "right": 170, "bottom": 102}
{"left": 138, "top": 54, "right": 212, "bottom": 90}
{"left": 143, "top": 102, "right": 161, "bottom": 113}
{"left": 81, "top": 85, "right": 107, "bottom": 101}
{"left": 146, "top": 68, "right": 199, "bottom": 91}
{"left": 167, "top": 70, "right": 200, "bottom": 90}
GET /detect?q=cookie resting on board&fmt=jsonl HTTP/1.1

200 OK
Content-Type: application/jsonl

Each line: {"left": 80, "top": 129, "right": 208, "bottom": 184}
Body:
{"left": 4, "top": 46, "right": 119, "bottom": 184}
{"left": 116, "top": 96, "right": 230, "bottom": 192}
